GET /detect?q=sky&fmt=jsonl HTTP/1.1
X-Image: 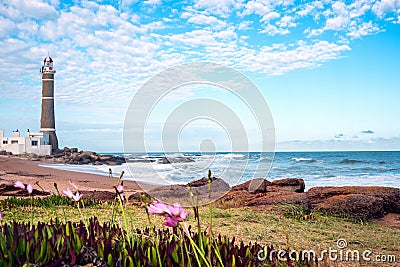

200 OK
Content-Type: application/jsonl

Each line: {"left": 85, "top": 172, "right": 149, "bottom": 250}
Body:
{"left": 0, "top": 0, "right": 399, "bottom": 152}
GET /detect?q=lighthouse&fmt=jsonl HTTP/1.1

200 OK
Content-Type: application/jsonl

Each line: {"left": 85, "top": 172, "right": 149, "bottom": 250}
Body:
{"left": 40, "top": 55, "right": 58, "bottom": 153}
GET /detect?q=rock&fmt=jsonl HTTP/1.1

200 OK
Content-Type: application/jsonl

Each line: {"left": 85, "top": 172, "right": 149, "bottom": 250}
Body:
{"left": 246, "top": 192, "right": 311, "bottom": 211}
{"left": 187, "top": 177, "right": 217, "bottom": 187}
{"left": 148, "top": 177, "right": 230, "bottom": 206}
{"left": 215, "top": 190, "right": 255, "bottom": 208}
{"left": 307, "top": 186, "right": 400, "bottom": 214}
{"left": 315, "top": 194, "right": 385, "bottom": 220}
{"left": 80, "top": 190, "right": 116, "bottom": 202}
{"left": 0, "top": 183, "right": 50, "bottom": 197}
{"left": 128, "top": 191, "right": 152, "bottom": 204}
{"left": 148, "top": 184, "right": 188, "bottom": 199}
{"left": 161, "top": 157, "right": 171, "bottom": 164}
{"left": 269, "top": 178, "right": 305, "bottom": 193}
{"left": 190, "top": 178, "right": 230, "bottom": 193}
{"left": 232, "top": 178, "right": 272, "bottom": 193}
{"left": 179, "top": 157, "right": 195, "bottom": 163}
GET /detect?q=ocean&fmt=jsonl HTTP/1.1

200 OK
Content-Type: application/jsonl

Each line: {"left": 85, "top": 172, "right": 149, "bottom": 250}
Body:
{"left": 41, "top": 151, "right": 400, "bottom": 190}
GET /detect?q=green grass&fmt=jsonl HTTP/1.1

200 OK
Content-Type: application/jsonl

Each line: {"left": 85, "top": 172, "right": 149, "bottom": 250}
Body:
{"left": 1, "top": 199, "right": 399, "bottom": 266}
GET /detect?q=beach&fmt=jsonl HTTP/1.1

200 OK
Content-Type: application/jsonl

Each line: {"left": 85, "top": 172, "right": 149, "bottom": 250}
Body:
{"left": 0, "top": 155, "right": 152, "bottom": 200}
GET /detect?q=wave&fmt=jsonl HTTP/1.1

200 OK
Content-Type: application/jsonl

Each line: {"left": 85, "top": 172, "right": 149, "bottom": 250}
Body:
{"left": 291, "top": 157, "right": 317, "bottom": 163}
{"left": 222, "top": 153, "right": 246, "bottom": 159}
{"left": 339, "top": 159, "right": 365, "bottom": 164}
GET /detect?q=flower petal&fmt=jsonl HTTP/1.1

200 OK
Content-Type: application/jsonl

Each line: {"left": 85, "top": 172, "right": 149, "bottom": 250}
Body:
{"left": 62, "top": 187, "right": 74, "bottom": 198}
{"left": 26, "top": 184, "right": 33, "bottom": 194}
{"left": 148, "top": 200, "right": 169, "bottom": 215}
{"left": 163, "top": 217, "right": 178, "bottom": 227}
{"left": 14, "top": 181, "right": 25, "bottom": 190}
{"left": 73, "top": 192, "right": 82, "bottom": 202}
{"left": 116, "top": 185, "right": 124, "bottom": 193}
{"left": 68, "top": 180, "right": 78, "bottom": 190}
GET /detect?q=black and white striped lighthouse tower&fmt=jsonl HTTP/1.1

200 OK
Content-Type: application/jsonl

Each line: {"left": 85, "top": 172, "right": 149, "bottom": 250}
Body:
{"left": 40, "top": 55, "right": 58, "bottom": 153}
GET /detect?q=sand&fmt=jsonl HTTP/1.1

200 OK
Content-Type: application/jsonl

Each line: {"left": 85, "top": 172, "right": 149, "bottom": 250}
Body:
{"left": 0, "top": 155, "right": 155, "bottom": 200}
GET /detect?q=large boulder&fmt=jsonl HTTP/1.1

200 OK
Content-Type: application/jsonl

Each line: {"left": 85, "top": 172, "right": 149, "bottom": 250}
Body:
{"left": 128, "top": 191, "right": 153, "bottom": 204}
{"left": 215, "top": 189, "right": 255, "bottom": 208}
{"left": 80, "top": 190, "right": 116, "bottom": 202}
{"left": 307, "top": 186, "right": 400, "bottom": 214}
{"left": 269, "top": 178, "right": 305, "bottom": 193}
{"left": 148, "top": 177, "right": 230, "bottom": 206}
{"left": 315, "top": 194, "right": 385, "bottom": 220}
{"left": 246, "top": 192, "right": 311, "bottom": 211}
{"left": 232, "top": 178, "right": 272, "bottom": 193}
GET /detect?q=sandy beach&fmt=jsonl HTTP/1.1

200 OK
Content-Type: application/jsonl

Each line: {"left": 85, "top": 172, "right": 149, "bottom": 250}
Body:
{"left": 0, "top": 155, "right": 153, "bottom": 200}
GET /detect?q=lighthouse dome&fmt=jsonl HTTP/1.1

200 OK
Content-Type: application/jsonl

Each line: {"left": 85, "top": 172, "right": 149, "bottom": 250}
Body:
{"left": 44, "top": 56, "right": 53, "bottom": 63}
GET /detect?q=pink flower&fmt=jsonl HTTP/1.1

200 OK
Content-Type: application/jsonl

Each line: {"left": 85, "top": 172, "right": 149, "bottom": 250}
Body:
{"left": 14, "top": 181, "right": 25, "bottom": 190}
{"left": 68, "top": 180, "right": 78, "bottom": 190}
{"left": 26, "top": 184, "right": 33, "bottom": 194}
{"left": 62, "top": 187, "right": 74, "bottom": 198}
{"left": 163, "top": 216, "right": 178, "bottom": 227}
{"left": 148, "top": 200, "right": 189, "bottom": 227}
{"left": 116, "top": 185, "right": 124, "bottom": 193}
{"left": 148, "top": 200, "right": 170, "bottom": 216}
{"left": 0, "top": 211, "right": 2, "bottom": 221}
{"left": 72, "top": 192, "right": 82, "bottom": 202}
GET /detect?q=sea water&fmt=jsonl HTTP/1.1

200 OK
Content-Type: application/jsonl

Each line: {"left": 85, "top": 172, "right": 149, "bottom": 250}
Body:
{"left": 41, "top": 151, "right": 400, "bottom": 190}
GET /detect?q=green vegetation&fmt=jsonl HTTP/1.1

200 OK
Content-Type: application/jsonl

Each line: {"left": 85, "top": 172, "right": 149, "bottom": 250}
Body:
{"left": 1, "top": 196, "right": 399, "bottom": 266}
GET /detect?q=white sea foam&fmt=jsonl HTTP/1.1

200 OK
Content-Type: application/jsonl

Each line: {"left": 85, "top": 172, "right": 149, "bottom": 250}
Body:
{"left": 291, "top": 157, "right": 318, "bottom": 163}
{"left": 40, "top": 152, "right": 400, "bottom": 189}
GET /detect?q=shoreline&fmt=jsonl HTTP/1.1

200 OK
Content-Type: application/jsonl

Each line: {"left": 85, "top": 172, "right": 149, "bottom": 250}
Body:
{"left": 1, "top": 155, "right": 400, "bottom": 228}
{"left": 0, "top": 155, "right": 156, "bottom": 200}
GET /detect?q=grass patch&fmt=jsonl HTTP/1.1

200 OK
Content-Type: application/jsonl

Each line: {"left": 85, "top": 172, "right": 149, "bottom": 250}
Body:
{"left": 1, "top": 200, "right": 399, "bottom": 266}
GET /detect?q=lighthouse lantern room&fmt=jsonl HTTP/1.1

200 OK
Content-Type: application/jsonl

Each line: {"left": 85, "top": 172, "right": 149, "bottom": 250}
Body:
{"left": 41, "top": 56, "right": 55, "bottom": 73}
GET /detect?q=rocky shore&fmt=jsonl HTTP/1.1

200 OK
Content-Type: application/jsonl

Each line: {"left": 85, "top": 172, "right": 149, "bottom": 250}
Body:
{"left": 130, "top": 177, "right": 400, "bottom": 221}
{"left": 1, "top": 154, "right": 399, "bottom": 223}
{"left": 3, "top": 147, "right": 126, "bottom": 165}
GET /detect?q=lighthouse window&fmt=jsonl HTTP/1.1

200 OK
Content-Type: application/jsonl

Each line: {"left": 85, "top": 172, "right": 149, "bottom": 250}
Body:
{"left": 32, "top": 140, "right": 38, "bottom": 146}
{"left": 11, "top": 140, "right": 18, "bottom": 144}
{"left": 2, "top": 140, "right": 7, "bottom": 144}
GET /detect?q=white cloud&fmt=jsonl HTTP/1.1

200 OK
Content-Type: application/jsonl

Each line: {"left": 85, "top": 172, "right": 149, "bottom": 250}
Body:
{"left": 347, "top": 21, "right": 382, "bottom": 38}
{"left": 325, "top": 15, "right": 348, "bottom": 30}
{"left": 193, "top": 0, "right": 243, "bottom": 16}
{"left": 3, "top": 0, "right": 58, "bottom": 20}
{"left": 261, "top": 11, "right": 280, "bottom": 21}
{"left": 372, "top": 0, "right": 400, "bottom": 17}
{"left": 237, "top": 20, "right": 251, "bottom": 30}
{"left": 0, "top": 16, "right": 16, "bottom": 38}
{"left": 143, "top": 0, "right": 162, "bottom": 5}
{"left": 0, "top": 0, "right": 395, "bottom": 107}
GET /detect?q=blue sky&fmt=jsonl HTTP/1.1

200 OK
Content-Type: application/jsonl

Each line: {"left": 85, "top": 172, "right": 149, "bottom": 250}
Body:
{"left": 0, "top": 0, "right": 399, "bottom": 152}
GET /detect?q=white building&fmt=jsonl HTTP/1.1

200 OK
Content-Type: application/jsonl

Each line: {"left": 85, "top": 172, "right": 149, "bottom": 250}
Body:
{"left": 0, "top": 129, "right": 52, "bottom": 156}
